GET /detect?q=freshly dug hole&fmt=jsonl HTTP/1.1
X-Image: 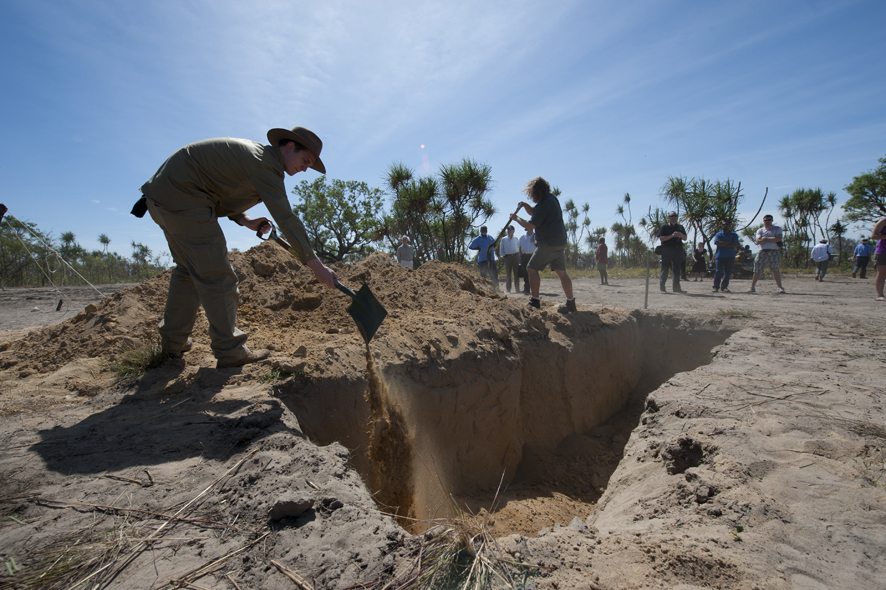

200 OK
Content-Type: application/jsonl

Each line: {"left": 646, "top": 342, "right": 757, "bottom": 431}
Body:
{"left": 276, "top": 309, "right": 734, "bottom": 532}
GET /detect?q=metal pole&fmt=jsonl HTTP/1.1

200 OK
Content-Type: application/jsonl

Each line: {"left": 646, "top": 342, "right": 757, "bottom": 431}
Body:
{"left": 644, "top": 252, "right": 650, "bottom": 309}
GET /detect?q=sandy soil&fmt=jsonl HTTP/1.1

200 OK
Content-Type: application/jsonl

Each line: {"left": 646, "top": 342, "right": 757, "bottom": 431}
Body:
{"left": 0, "top": 247, "right": 884, "bottom": 589}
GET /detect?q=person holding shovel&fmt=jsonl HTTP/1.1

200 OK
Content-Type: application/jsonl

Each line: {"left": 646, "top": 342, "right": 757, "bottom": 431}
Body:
{"left": 136, "top": 126, "right": 337, "bottom": 368}
{"left": 509, "top": 176, "right": 576, "bottom": 313}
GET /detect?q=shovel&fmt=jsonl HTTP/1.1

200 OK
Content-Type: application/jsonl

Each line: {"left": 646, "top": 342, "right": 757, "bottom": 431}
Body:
{"left": 333, "top": 279, "right": 388, "bottom": 343}
{"left": 258, "top": 224, "right": 388, "bottom": 343}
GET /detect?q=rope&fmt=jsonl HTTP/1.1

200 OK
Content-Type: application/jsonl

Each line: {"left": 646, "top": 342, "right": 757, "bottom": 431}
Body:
{"left": 1, "top": 213, "right": 107, "bottom": 314}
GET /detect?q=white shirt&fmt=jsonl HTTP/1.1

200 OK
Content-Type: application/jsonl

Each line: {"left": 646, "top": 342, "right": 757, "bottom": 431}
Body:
{"left": 518, "top": 233, "right": 537, "bottom": 255}
{"left": 499, "top": 235, "right": 520, "bottom": 256}
{"left": 811, "top": 243, "right": 833, "bottom": 262}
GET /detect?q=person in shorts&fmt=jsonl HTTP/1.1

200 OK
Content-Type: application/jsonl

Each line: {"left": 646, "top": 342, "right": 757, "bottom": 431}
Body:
{"left": 748, "top": 215, "right": 786, "bottom": 294}
{"left": 509, "top": 177, "right": 576, "bottom": 313}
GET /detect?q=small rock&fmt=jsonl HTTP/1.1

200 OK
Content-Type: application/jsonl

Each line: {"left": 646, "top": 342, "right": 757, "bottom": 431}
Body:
{"left": 30, "top": 307, "right": 40, "bottom": 312}
{"left": 695, "top": 485, "right": 711, "bottom": 504}
{"left": 269, "top": 493, "right": 313, "bottom": 521}
{"left": 707, "top": 507, "right": 723, "bottom": 517}
{"left": 568, "top": 516, "right": 591, "bottom": 534}
{"left": 274, "top": 360, "right": 307, "bottom": 373}
{"left": 293, "top": 346, "right": 307, "bottom": 357}
{"left": 84, "top": 303, "right": 98, "bottom": 314}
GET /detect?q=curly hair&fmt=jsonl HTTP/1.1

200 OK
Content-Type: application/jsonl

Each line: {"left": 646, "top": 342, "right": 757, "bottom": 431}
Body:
{"left": 522, "top": 176, "right": 551, "bottom": 203}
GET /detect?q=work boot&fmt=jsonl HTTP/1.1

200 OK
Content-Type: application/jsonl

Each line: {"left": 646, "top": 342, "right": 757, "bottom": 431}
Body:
{"left": 163, "top": 337, "right": 193, "bottom": 359}
{"left": 217, "top": 349, "right": 270, "bottom": 369}
{"left": 526, "top": 298, "right": 540, "bottom": 309}
{"left": 852, "top": 271, "right": 857, "bottom": 278}
{"left": 565, "top": 299, "right": 577, "bottom": 313}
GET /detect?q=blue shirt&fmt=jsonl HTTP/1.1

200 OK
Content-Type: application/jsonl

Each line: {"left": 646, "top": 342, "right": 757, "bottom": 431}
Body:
{"left": 713, "top": 230, "right": 740, "bottom": 259}
{"left": 855, "top": 243, "right": 873, "bottom": 257}
{"left": 469, "top": 234, "right": 497, "bottom": 262}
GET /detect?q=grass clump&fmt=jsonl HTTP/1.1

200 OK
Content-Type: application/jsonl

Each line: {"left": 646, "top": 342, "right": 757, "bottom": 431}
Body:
{"left": 259, "top": 365, "right": 312, "bottom": 383}
{"left": 378, "top": 516, "right": 536, "bottom": 590}
{"left": 107, "top": 341, "right": 169, "bottom": 380}
{"left": 715, "top": 308, "right": 756, "bottom": 319}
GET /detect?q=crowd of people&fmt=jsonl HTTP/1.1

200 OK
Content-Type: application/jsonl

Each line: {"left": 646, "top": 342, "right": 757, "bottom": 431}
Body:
{"left": 462, "top": 207, "right": 886, "bottom": 307}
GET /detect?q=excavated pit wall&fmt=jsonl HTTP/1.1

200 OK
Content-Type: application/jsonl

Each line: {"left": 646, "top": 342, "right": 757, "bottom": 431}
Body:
{"left": 276, "top": 309, "right": 733, "bottom": 523}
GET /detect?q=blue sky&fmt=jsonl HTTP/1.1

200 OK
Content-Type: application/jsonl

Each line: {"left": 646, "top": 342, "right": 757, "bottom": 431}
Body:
{"left": 1, "top": 0, "right": 884, "bottom": 264}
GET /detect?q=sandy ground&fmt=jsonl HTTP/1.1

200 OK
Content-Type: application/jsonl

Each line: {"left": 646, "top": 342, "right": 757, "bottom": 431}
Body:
{"left": 0, "top": 249, "right": 884, "bottom": 589}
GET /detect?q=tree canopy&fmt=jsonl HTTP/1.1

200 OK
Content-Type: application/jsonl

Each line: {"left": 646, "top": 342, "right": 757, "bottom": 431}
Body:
{"left": 290, "top": 177, "right": 385, "bottom": 263}
{"left": 843, "top": 154, "right": 886, "bottom": 224}
{"left": 382, "top": 158, "right": 494, "bottom": 265}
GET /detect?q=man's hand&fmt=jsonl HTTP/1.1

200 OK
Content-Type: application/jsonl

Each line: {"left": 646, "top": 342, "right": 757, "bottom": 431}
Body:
{"left": 243, "top": 216, "right": 272, "bottom": 235}
{"left": 307, "top": 258, "right": 338, "bottom": 288}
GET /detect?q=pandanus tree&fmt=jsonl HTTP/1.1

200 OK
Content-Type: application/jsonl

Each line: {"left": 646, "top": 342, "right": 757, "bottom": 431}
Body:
{"left": 384, "top": 159, "right": 494, "bottom": 265}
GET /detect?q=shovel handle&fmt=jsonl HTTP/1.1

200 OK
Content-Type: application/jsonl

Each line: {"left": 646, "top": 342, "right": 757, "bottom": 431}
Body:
{"left": 333, "top": 278, "right": 358, "bottom": 299}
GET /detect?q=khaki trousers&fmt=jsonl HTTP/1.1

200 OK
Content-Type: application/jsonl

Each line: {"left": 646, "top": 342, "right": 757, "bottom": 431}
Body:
{"left": 147, "top": 199, "right": 250, "bottom": 364}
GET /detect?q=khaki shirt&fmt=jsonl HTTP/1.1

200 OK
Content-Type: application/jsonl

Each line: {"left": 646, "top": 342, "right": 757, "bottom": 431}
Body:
{"left": 141, "top": 137, "right": 317, "bottom": 263}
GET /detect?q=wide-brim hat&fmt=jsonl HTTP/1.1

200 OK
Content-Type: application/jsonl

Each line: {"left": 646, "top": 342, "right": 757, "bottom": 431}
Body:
{"left": 267, "top": 126, "right": 326, "bottom": 174}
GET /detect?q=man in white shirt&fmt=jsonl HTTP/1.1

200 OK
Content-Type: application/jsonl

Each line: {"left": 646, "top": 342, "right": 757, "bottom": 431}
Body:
{"left": 811, "top": 239, "right": 834, "bottom": 281}
{"left": 518, "top": 227, "right": 537, "bottom": 294}
{"left": 499, "top": 225, "right": 521, "bottom": 293}
{"left": 396, "top": 236, "right": 414, "bottom": 270}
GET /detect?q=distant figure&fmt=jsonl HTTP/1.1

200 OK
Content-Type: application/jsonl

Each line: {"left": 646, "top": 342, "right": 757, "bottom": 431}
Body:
{"left": 518, "top": 226, "right": 537, "bottom": 294}
{"left": 658, "top": 211, "right": 688, "bottom": 294}
{"left": 509, "top": 176, "right": 576, "bottom": 313}
{"left": 468, "top": 226, "right": 499, "bottom": 290}
{"left": 872, "top": 217, "right": 886, "bottom": 302}
{"left": 748, "top": 215, "right": 786, "bottom": 294}
{"left": 498, "top": 225, "right": 521, "bottom": 293}
{"left": 690, "top": 242, "right": 707, "bottom": 281}
{"left": 595, "top": 237, "right": 609, "bottom": 285}
{"left": 811, "top": 239, "right": 834, "bottom": 281}
{"left": 852, "top": 238, "right": 872, "bottom": 279}
{"left": 712, "top": 221, "right": 740, "bottom": 293}
{"left": 396, "top": 236, "right": 414, "bottom": 270}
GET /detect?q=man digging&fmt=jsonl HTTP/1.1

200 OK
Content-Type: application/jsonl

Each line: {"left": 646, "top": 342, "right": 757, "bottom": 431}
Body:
{"left": 509, "top": 176, "right": 576, "bottom": 313}
{"left": 135, "top": 126, "right": 338, "bottom": 368}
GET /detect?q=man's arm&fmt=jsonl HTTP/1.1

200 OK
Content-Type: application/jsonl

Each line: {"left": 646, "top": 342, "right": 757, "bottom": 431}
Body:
{"left": 509, "top": 213, "right": 537, "bottom": 232}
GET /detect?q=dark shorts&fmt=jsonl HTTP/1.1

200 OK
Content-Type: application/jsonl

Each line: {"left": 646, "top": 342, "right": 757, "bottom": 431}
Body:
{"left": 528, "top": 245, "right": 567, "bottom": 272}
{"left": 877, "top": 253, "right": 886, "bottom": 266}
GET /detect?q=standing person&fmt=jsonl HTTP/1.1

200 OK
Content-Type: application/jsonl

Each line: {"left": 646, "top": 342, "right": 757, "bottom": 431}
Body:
{"left": 871, "top": 217, "right": 886, "bottom": 301}
{"left": 690, "top": 242, "right": 707, "bottom": 281}
{"left": 509, "top": 176, "right": 576, "bottom": 313}
{"left": 396, "top": 236, "right": 414, "bottom": 269}
{"left": 595, "top": 237, "right": 609, "bottom": 285}
{"left": 658, "top": 211, "right": 688, "bottom": 294}
{"left": 468, "top": 226, "right": 499, "bottom": 290}
{"left": 498, "top": 225, "right": 521, "bottom": 293}
{"left": 518, "top": 227, "right": 537, "bottom": 294}
{"left": 747, "top": 214, "right": 786, "bottom": 294}
{"left": 852, "top": 238, "right": 872, "bottom": 278}
{"left": 137, "top": 126, "right": 338, "bottom": 368}
{"left": 811, "top": 239, "right": 834, "bottom": 281}
{"left": 712, "top": 221, "right": 740, "bottom": 293}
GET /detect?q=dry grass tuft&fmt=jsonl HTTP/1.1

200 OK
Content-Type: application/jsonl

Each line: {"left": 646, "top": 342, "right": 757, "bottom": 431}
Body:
{"left": 715, "top": 308, "right": 756, "bottom": 318}
{"left": 107, "top": 340, "right": 169, "bottom": 380}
